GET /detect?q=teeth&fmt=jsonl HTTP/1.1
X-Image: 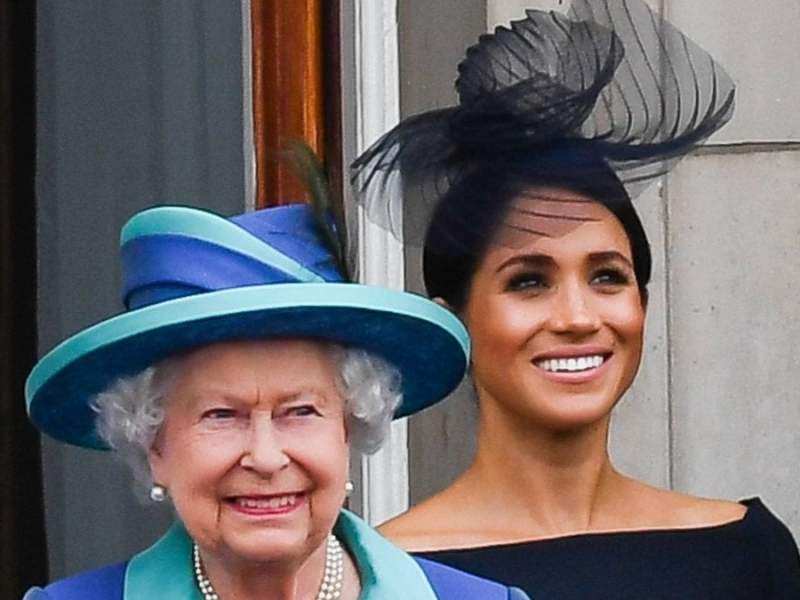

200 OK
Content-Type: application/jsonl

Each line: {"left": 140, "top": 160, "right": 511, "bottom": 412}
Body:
{"left": 237, "top": 494, "right": 297, "bottom": 509}
{"left": 536, "top": 355, "right": 606, "bottom": 373}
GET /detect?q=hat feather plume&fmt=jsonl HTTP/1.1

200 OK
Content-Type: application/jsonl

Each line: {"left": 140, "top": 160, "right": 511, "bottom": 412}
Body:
{"left": 284, "top": 140, "right": 350, "bottom": 281}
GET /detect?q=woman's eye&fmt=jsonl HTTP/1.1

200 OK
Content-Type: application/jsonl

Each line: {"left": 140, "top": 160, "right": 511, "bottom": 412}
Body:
{"left": 506, "top": 271, "right": 548, "bottom": 292}
{"left": 591, "top": 268, "right": 630, "bottom": 287}
{"left": 202, "top": 408, "right": 237, "bottom": 420}
{"left": 285, "top": 405, "right": 321, "bottom": 418}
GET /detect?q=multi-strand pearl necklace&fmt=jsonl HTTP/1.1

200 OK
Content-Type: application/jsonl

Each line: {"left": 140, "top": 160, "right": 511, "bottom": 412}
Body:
{"left": 192, "top": 534, "right": 344, "bottom": 600}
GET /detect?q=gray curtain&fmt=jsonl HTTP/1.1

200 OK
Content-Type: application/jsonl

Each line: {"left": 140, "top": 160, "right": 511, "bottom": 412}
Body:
{"left": 36, "top": 1, "right": 246, "bottom": 579}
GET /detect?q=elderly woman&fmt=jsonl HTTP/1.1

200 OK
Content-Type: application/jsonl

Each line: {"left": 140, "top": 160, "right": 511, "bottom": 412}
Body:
{"left": 24, "top": 203, "right": 528, "bottom": 599}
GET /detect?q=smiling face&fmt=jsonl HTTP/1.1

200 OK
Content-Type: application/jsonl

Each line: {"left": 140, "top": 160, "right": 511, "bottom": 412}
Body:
{"left": 462, "top": 189, "right": 646, "bottom": 432}
{"left": 148, "top": 339, "right": 349, "bottom": 567}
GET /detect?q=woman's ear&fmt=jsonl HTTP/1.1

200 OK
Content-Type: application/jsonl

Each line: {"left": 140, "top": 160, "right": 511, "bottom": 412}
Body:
{"left": 432, "top": 296, "right": 453, "bottom": 311}
{"left": 148, "top": 436, "right": 168, "bottom": 487}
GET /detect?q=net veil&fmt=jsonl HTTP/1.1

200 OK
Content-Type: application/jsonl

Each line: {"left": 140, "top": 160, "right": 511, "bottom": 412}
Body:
{"left": 350, "top": 0, "right": 735, "bottom": 254}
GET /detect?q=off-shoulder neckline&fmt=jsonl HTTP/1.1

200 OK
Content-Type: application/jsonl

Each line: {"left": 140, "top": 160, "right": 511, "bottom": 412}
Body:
{"left": 416, "top": 498, "right": 765, "bottom": 555}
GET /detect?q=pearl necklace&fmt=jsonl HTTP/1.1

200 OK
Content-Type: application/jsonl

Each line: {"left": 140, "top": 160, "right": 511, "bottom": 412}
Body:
{"left": 192, "top": 535, "right": 344, "bottom": 600}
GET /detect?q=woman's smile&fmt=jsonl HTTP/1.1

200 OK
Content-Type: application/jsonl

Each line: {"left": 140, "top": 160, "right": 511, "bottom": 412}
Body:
{"left": 226, "top": 492, "right": 307, "bottom": 517}
{"left": 531, "top": 346, "right": 614, "bottom": 385}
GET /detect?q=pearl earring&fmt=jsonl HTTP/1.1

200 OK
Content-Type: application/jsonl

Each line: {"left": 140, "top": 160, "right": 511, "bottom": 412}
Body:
{"left": 150, "top": 484, "right": 167, "bottom": 502}
{"left": 344, "top": 480, "right": 354, "bottom": 495}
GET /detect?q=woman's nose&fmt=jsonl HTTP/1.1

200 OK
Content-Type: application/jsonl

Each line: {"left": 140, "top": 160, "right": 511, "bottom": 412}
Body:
{"left": 549, "top": 280, "right": 600, "bottom": 334}
{"left": 239, "top": 418, "right": 290, "bottom": 475}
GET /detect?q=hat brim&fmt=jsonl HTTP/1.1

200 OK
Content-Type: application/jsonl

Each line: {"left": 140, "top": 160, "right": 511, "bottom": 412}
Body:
{"left": 27, "top": 283, "right": 470, "bottom": 449}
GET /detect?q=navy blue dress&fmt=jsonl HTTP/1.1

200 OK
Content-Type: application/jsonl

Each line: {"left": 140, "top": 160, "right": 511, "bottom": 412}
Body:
{"left": 416, "top": 498, "right": 800, "bottom": 599}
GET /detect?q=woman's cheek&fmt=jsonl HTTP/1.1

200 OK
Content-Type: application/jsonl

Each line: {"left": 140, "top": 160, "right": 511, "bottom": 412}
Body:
{"left": 606, "top": 297, "right": 646, "bottom": 335}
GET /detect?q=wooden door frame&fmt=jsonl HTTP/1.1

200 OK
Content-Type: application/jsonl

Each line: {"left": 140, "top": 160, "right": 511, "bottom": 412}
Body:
{"left": 250, "top": 0, "right": 342, "bottom": 208}
{"left": 248, "top": 0, "right": 409, "bottom": 524}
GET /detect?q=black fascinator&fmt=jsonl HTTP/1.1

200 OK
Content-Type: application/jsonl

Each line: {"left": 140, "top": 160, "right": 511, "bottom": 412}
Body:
{"left": 351, "top": 0, "right": 735, "bottom": 271}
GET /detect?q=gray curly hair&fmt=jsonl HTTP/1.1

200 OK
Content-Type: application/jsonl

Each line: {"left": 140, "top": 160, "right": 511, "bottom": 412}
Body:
{"left": 90, "top": 344, "right": 402, "bottom": 496}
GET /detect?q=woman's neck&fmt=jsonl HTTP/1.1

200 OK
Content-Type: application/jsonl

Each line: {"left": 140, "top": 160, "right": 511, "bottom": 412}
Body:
{"left": 459, "top": 394, "right": 629, "bottom": 538}
{"left": 201, "top": 541, "right": 328, "bottom": 600}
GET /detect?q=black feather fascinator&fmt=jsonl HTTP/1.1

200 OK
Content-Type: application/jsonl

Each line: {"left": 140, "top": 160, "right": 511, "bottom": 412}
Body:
{"left": 351, "top": 0, "right": 735, "bottom": 251}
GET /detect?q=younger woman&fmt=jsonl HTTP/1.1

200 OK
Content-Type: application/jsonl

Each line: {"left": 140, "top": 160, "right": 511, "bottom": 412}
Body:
{"left": 353, "top": 1, "right": 800, "bottom": 597}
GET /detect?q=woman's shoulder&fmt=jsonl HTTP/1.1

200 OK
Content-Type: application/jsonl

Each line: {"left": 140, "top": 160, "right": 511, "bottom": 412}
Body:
{"left": 633, "top": 485, "right": 747, "bottom": 529}
{"left": 601, "top": 476, "right": 745, "bottom": 531}
{"left": 379, "top": 487, "right": 481, "bottom": 551}
{"left": 379, "top": 501, "right": 455, "bottom": 551}
{"left": 25, "top": 562, "right": 127, "bottom": 600}
{"left": 620, "top": 485, "right": 800, "bottom": 565}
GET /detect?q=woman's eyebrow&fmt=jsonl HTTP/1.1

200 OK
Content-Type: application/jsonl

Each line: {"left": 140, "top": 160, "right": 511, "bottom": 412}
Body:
{"left": 496, "top": 253, "right": 555, "bottom": 273}
{"left": 587, "top": 251, "right": 634, "bottom": 269}
{"left": 185, "top": 391, "right": 246, "bottom": 407}
{"left": 276, "top": 389, "right": 335, "bottom": 406}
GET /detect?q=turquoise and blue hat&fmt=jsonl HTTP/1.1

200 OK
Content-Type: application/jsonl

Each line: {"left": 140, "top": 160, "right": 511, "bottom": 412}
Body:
{"left": 26, "top": 204, "right": 470, "bottom": 449}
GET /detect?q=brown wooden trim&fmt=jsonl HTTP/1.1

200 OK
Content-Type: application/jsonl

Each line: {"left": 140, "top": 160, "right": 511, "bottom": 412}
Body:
{"left": 251, "top": 0, "right": 326, "bottom": 208}
{"left": 322, "top": 0, "right": 343, "bottom": 211}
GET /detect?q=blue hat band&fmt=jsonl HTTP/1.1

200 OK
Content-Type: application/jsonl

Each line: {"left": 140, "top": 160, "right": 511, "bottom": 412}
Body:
{"left": 122, "top": 234, "right": 345, "bottom": 310}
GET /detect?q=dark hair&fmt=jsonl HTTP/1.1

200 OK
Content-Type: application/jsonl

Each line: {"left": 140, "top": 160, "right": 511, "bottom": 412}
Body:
{"left": 422, "top": 156, "right": 651, "bottom": 312}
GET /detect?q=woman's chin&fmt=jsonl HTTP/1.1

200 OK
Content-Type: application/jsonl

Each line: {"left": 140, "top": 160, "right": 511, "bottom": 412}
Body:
{"left": 547, "top": 412, "right": 611, "bottom": 434}
{"left": 525, "top": 395, "right": 617, "bottom": 433}
{"left": 219, "top": 530, "right": 316, "bottom": 565}
{"left": 211, "top": 507, "right": 319, "bottom": 564}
